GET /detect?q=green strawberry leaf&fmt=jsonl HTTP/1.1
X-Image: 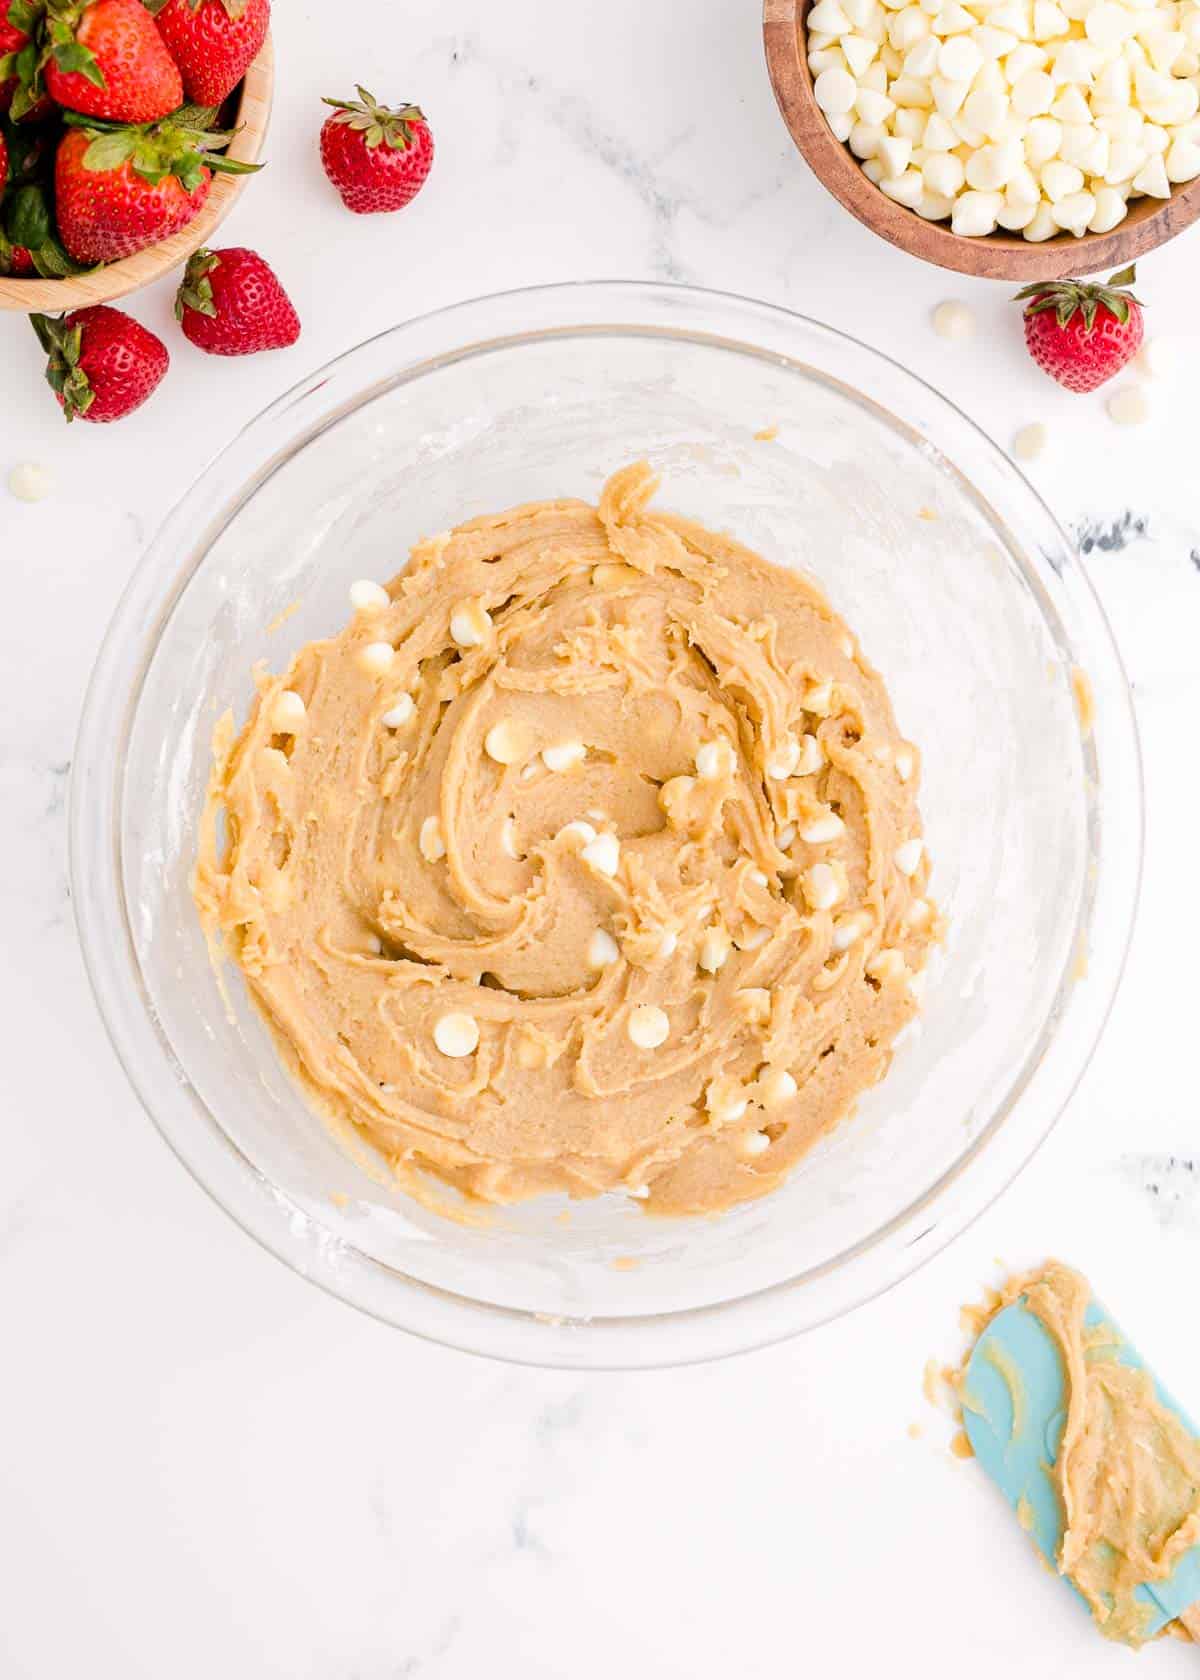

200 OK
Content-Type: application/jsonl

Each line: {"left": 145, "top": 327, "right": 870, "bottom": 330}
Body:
{"left": 140, "top": 0, "right": 172, "bottom": 13}
{"left": 31, "top": 230, "right": 90, "bottom": 277}
{"left": 52, "top": 37, "right": 106, "bottom": 87}
{"left": 8, "top": 0, "right": 40, "bottom": 33}
{"left": 205, "top": 153, "right": 262, "bottom": 174}
{"left": 82, "top": 127, "right": 139, "bottom": 170}
{"left": 5, "top": 180, "right": 50, "bottom": 247}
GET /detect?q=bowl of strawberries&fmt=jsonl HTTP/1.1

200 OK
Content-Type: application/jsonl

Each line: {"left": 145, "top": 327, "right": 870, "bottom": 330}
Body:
{"left": 0, "top": 0, "right": 271, "bottom": 312}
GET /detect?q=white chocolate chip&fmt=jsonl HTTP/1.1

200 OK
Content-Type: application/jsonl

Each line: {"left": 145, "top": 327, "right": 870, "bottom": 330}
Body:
{"left": 905, "top": 897, "right": 934, "bottom": 931}
{"left": 485, "top": 720, "right": 528, "bottom": 765}
{"left": 756, "top": 1067, "right": 798, "bottom": 1109}
{"left": 559, "top": 820, "right": 598, "bottom": 847}
{"left": 738, "top": 987, "right": 772, "bottom": 1024}
{"left": 802, "top": 679, "right": 834, "bottom": 715}
{"left": 7, "top": 462, "right": 53, "bottom": 502}
{"left": 419, "top": 815, "right": 446, "bottom": 862}
{"left": 580, "top": 831, "right": 620, "bottom": 877}
{"left": 698, "top": 925, "right": 731, "bottom": 973}
{"left": 1106, "top": 386, "right": 1149, "bottom": 427}
{"left": 695, "top": 739, "right": 733, "bottom": 780}
{"left": 350, "top": 579, "right": 390, "bottom": 613}
{"left": 893, "top": 745, "right": 914, "bottom": 782}
{"left": 748, "top": 868, "right": 768, "bottom": 888}
{"left": 588, "top": 928, "right": 620, "bottom": 967}
{"left": 705, "top": 1079, "right": 749, "bottom": 1124}
{"left": 433, "top": 1011, "right": 479, "bottom": 1057}
{"left": 894, "top": 837, "right": 925, "bottom": 876}
{"left": 657, "top": 929, "right": 678, "bottom": 959}
{"left": 382, "top": 694, "right": 415, "bottom": 729}
{"left": 449, "top": 600, "right": 491, "bottom": 648}
{"left": 800, "top": 808, "right": 846, "bottom": 845}
{"left": 627, "top": 1004, "right": 669, "bottom": 1050}
{"left": 794, "top": 734, "right": 825, "bottom": 776}
{"left": 803, "top": 862, "right": 844, "bottom": 912}
{"left": 501, "top": 816, "right": 521, "bottom": 859}
{"left": 766, "top": 737, "right": 802, "bottom": 779}
{"left": 740, "top": 1129, "right": 772, "bottom": 1156}
{"left": 358, "top": 641, "right": 396, "bottom": 677}
{"left": 831, "top": 910, "right": 872, "bottom": 951}
{"left": 542, "top": 740, "right": 586, "bottom": 772}
{"left": 777, "top": 823, "right": 797, "bottom": 850}
{"left": 1013, "top": 423, "right": 1047, "bottom": 462}
{"left": 866, "top": 948, "right": 909, "bottom": 985}
{"left": 270, "top": 690, "right": 306, "bottom": 731}
{"left": 932, "top": 300, "right": 974, "bottom": 341}
{"left": 736, "top": 924, "right": 771, "bottom": 951}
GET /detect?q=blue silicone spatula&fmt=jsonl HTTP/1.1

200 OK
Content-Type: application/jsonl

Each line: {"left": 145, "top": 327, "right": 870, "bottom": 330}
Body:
{"left": 962, "top": 1291, "right": 1200, "bottom": 1642}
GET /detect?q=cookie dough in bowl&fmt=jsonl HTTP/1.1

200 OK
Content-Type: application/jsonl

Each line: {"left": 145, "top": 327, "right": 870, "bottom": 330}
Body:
{"left": 196, "top": 461, "right": 937, "bottom": 1216}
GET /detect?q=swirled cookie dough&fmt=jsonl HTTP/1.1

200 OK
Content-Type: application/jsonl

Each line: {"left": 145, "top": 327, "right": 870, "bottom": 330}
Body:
{"left": 195, "top": 464, "right": 937, "bottom": 1215}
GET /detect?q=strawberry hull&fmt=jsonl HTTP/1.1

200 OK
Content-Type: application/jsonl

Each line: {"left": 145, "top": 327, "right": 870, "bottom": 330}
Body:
{"left": 45, "top": 0, "right": 184, "bottom": 123}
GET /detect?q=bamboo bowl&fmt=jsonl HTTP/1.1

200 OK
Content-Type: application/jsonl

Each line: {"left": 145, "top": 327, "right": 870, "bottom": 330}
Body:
{"left": 0, "top": 34, "right": 273, "bottom": 313}
{"left": 764, "top": 0, "right": 1200, "bottom": 279}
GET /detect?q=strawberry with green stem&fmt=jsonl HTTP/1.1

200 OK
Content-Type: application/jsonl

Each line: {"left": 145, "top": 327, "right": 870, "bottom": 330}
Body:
{"left": 31, "top": 303, "right": 168, "bottom": 421}
{"left": 55, "top": 105, "right": 260, "bottom": 263}
{"left": 319, "top": 87, "right": 433, "bottom": 214}
{"left": 147, "top": 0, "right": 268, "bottom": 107}
{"left": 175, "top": 243, "right": 299, "bottom": 355}
{"left": 1016, "top": 267, "right": 1145, "bottom": 395}
{"left": 32, "top": 0, "right": 184, "bottom": 123}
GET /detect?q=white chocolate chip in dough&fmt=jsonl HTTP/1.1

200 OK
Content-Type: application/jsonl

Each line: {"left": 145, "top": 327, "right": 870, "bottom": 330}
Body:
{"left": 485, "top": 720, "right": 529, "bottom": 765}
{"left": 434, "top": 1012, "right": 479, "bottom": 1057}
{"left": 542, "top": 740, "right": 586, "bottom": 772}
{"left": 831, "top": 910, "right": 872, "bottom": 951}
{"left": 559, "top": 820, "right": 598, "bottom": 847}
{"left": 795, "top": 734, "right": 825, "bottom": 776}
{"left": 450, "top": 599, "right": 492, "bottom": 648}
{"left": 905, "top": 897, "right": 934, "bottom": 931}
{"left": 350, "top": 579, "right": 390, "bottom": 613}
{"left": 381, "top": 694, "right": 415, "bottom": 729}
{"left": 419, "top": 815, "right": 446, "bottom": 862}
{"left": 893, "top": 745, "right": 914, "bottom": 783}
{"left": 627, "top": 1004, "right": 670, "bottom": 1050}
{"left": 358, "top": 641, "right": 396, "bottom": 677}
{"left": 657, "top": 929, "right": 678, "bottom": 960}
{"left": 706, "top": 1079, "right": 749, "bottom": 1124}
{"left": 777, "top": 823, "right": 797, "bottom": 851}
{"left": 740, "top": 1129, "right": 772, "bottom": 1157}
{"left": 756, "top": 1066, "right": 798, "bottom": 1108}
{"left": 695, "top": 739, "right": 734, "bottom": 780}
{"left": 800, "top": 808, "right": 846, "bottom": 845}
{"left": 802, "top": 679, "right": 834, "bottom": 715}
{"left": 803, "top": 862, "right": 844, "bottom": 911}
{"left": 270, "top": 690, "right": 306, "bottom": 731}
{"left": 738, "top": 987, "right": 772, "bottom": 1025}
{"left": 766, "top": 737, "right": 802, "bottom": 779}
{"left": 866, "top": 948, "right": 909, "bottom": 985}
{"left": 736, "top": 925, "right": 770, "bottom": 951}
{"left": 588, "top": 928, "right": 620, "bottom": 967}
{"left": 580, "top": 831, "right": 620, "bottom": 877}
{"left": 698, "top": 925, "right": 731, "bottom": 974}
{"left": 894, "top": 837, "right": 925, "bottom": 876}
{"left": 501, "top": 817, "right": 521, "bottom": 859}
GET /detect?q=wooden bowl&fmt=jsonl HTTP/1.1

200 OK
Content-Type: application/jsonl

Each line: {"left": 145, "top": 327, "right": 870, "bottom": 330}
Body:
{"left": 0, "top": 34, "right": 273, "bottom": 313}
{"left": 764, "top": 0, "right": 1200, "bottom": 279}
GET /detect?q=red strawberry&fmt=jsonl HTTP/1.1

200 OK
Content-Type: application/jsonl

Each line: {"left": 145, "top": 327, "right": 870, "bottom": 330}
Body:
{"left": 175, "top": 244, "right": 299, "bottom": 355}
{"left": 1016, "top": 266, "right": 1145, "bottom": 394}
{"left": 0, "top": 6, "right": 28, "bottom": 111}
{"left": 0, "top": 238, "right": 33, "bottom": 272}
{"left": 44, "top": 0, "right": 183, "bottom": 123}
{"left": 319, "top": 87, "right": 433, "bottom": 214}
{"left": 31, "top": 304, "right": 168, "bottom": 421}
{"left": 55, "top": 111, "right": 259, "bottom": 263}
{"left": 149, "top": 0, "right": 268, "bottom": 107}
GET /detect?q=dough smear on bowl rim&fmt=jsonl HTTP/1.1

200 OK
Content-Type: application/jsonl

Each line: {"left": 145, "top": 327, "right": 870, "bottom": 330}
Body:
{"left": 194, "top": 463, "right": 938, "bottom": 1216}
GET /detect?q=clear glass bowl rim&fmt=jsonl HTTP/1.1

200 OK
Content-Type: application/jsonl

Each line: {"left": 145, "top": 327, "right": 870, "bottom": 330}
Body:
{"left": 69, "top": 280, "right": 1144, "bottom": 1370}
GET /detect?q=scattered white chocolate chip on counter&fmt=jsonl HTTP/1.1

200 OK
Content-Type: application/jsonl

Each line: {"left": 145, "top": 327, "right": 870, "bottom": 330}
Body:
{"left": 1106, "top": 385, "right": 1150, "bottom": 426}
{"left": 627, "top": 1004, "right": 670, "bottom": 1050}
{"left": 580, "top": 831, "right": 620, "bottom": 877}
{"left": 1013, "top": 422, "right": 1048, "bottom": 462}
{"left": 542, "top": 739, "right": 586, "bottom": 772}
{"left": 419, "top": 815, "right": 446, "bottom": 862}
{"left": 485, "top": 720, "right": 528, "bottom": 765}
{"left": 588, "top": 928, "right": 620, "bottom": 968}
{"left": 449, "top": 599, "right": 491, "bottom": 648}
{"left": 349, "top": 579, "right": 389, "bottom": 613}
{"left": 270, "top": 690, "right": 306, "bottom": 731}
{"left": 433, "top": 1011, "right": 479, "bottom": 1058}
{"left": 381, "top": 694, "right": 415, "bottom": 729}
{"left": 933, "top": 300, "right": 975, "bottom": 342}
{"left": 7, "top": 462, "right": 54, "bottom": 502}
{"left": 357, "top": 641, "right": 395, "bottom": 677}
{"left": 894, "top": 837, "right": 925, "bottom": 877}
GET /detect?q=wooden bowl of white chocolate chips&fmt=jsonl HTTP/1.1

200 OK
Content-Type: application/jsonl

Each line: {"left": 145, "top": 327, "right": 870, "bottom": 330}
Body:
{"left": 765, "top": 0, "right": 1200, "bottom": 278}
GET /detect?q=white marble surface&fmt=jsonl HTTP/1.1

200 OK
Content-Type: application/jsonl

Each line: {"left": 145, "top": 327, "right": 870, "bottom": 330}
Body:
{"left": 2, "top": 1, "right": 1200, "bottom": 1673}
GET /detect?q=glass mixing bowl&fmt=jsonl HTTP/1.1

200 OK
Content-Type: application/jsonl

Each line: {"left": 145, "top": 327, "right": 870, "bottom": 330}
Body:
{"left": 71, "top": 283, "right": 1142, "bottom": 1369}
